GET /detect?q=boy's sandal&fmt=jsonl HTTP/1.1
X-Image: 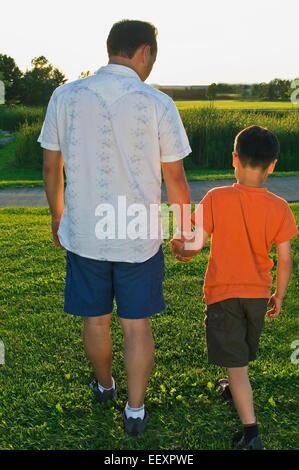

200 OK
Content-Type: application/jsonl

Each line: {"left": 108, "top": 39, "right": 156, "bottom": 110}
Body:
{"left": 216, "top": 378, "right": 233, "bottom": 404}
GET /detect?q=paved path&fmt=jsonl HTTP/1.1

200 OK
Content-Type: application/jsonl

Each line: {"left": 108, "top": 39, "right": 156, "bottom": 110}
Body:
{"left": 0, "top": 176, "right": 299, "bottom": 208}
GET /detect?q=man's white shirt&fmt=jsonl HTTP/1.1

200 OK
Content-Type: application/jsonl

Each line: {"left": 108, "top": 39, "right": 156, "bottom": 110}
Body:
{"left": 38, "top": 64, "right": 191, "bottom": 262}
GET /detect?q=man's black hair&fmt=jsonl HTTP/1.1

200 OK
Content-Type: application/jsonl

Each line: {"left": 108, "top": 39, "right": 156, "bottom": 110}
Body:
{"left": 234, "top": 125, "right": 280, "bottom": 170}
{"left": 107, "top": 19, "right": 158, "bottom": 59}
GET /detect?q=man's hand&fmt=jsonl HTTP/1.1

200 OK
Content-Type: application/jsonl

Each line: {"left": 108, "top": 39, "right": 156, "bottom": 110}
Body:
{"left": 171, "top": 237, "right": 192, "bottom": 262}
{"left": 267, "top": 293, "right": 283, "bottom": 318}
{"left": 171, "top": 238, "right": 191, "bottom": 262}
{"left": 51, "top": 216, "right": 65, "bottom": 250}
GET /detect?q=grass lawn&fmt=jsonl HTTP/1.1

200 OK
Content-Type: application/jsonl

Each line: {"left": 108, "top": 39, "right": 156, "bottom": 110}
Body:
{"left": 175, "top": 100, "right": 299, "bottom": 111}
{"left": 183, "top": 169, "right": 299, "bottom": 181}
{"left": 0, "top": 206, "right": 298, "bottom": 450}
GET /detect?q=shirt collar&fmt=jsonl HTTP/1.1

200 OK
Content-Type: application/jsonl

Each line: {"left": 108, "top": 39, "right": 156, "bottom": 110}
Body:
{"left": 233, "top": 182, "right": 267, "bottom": 192}
{"left": 96, "top": 64, "right": 140, "bottom": 80}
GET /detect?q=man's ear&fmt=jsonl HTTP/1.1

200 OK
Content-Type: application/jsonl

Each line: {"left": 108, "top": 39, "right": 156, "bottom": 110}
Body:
{"left": 142, "top": 44, "right": 151, "bottom": 64}
{"left": 232, "top": 152, "right": 239, "bottom": 168}
{"left": 267, "top": 159, "right": 278, "bottom": 174}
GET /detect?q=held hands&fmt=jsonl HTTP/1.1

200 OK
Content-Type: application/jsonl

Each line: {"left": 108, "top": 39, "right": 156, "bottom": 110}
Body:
{"left": 267, "top": 292, "right": 283, "bottom": 318}
{"left": 170, "top": 234, "right": 193, "bottom": 262}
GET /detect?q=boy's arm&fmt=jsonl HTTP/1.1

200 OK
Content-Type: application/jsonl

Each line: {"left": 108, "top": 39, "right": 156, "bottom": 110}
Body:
{"left": 267, "top": 239, "right": 293, "bottom": 318}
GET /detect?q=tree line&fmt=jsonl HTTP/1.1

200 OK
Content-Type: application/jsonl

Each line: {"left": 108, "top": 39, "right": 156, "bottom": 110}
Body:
{"left": 160, "top": 80, "right": 297, "bottom": 101}
{"left": 0, "top": 53, "right": 297, "bottom": 105}
{"left": 0, "top": 54, "right": 67, "bottom": 106}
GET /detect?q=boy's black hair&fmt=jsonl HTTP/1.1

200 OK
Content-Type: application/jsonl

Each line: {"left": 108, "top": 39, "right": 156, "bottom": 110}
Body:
{"left": 234, "top": 125, "right": 280, "bottom": 170}
{"left": 107, "top": 20, "right": 158, "bottom": 59}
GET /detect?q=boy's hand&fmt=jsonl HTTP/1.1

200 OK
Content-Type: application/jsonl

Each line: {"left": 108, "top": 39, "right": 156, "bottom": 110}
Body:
{"left": 267, "top": 293, "right": 283, "bottom": 318}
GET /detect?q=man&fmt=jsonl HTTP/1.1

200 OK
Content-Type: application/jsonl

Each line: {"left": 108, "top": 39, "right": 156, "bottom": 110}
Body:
{"left": 38, "top": 19, "right": 191, "bottom": 436}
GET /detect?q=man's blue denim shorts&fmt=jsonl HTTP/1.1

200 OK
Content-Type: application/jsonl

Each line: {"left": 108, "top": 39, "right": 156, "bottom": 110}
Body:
{"left": 64, "top": 245, "right": 166, "bottom": 319}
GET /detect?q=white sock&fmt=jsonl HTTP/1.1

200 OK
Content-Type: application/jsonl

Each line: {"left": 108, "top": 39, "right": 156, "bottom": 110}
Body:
{"left": 97, "top": 377, "right": 115, "bottom": 393}
{"left": 125, "top": 402, "right": 145, "bottom": 420}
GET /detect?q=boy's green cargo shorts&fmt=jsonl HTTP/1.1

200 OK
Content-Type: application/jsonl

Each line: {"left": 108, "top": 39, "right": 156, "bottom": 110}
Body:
{"left": 204, "top": 297, "right": 269, "bottom": 367}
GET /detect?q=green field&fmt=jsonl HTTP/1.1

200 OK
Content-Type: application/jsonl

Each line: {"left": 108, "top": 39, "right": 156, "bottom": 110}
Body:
{"left": 0, "top": 137, "right": 298, "bottom": 189}
{"left": 1, "top": 103, "right": 299, "bottom": 188}
{"left": 0, "top": 207, "right": 298, "bottom": 450}
{"left": 175, "top": 100, "right": 299, "bottom": 110}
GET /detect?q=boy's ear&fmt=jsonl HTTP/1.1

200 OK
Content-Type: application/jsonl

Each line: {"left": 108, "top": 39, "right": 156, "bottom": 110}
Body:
{"left": 232, "top": 152, "right": 239, "bottom": 168}
{"left": 267, "top": 159, "right": 278, "bottom": 174}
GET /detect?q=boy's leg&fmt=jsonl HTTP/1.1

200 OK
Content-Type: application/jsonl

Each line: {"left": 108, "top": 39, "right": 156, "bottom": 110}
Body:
{"left": 119, "top": 317, "right": 155, "bottom": 408}
{"left": 227, "top": 366, "right": 255, "bottom": 425}
{"left": 83, "top": 314, "right": 113, "bottom": 389}
{"left": 228, "top": 366, "right": 263, "bottom": 448}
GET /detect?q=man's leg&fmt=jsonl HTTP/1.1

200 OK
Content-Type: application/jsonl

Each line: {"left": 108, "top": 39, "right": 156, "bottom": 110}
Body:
{"left": 119, "top": 317, "right": 155, "bottom": 408}
{"left": 83, "top": 313, "right": 113, "bottom": 389}
{"left": 228, "top": 366, "right": 255, "bottom": 424}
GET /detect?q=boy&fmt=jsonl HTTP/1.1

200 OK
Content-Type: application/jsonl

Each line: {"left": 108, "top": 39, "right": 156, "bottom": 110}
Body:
{"left": 171, "top": 125, "right": 298, "bottom": 450}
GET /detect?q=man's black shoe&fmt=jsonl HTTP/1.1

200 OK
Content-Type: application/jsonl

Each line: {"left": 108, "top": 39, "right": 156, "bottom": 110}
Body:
{"left": 123, "top": 409, "right": 149, "bottom": 437}
{"left": 89, "top": 378, "right": 117, "bottom": 403}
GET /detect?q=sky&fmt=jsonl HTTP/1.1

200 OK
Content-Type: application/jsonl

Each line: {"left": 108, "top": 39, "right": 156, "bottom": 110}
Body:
{"left": 1, "top": 0, "right": 298, "bottom": 86}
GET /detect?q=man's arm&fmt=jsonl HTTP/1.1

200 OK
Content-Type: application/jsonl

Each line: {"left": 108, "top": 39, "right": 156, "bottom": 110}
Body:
{"left": 267, "top": 240, "right": 293, "bottom": 318}
{"left": 43, "top": 149, "right": 65, "bottom": 249}
{"left": 162, "top": 160, "right": 193, "bottom": 261}
{"left": 161, "top": 159, "right": 191, "bottom": 233}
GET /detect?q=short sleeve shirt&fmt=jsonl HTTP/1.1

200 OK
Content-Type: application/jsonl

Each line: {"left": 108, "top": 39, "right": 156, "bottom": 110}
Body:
{"left": 194, "top": 183, "right": 298, "bottom": 304}
{"left": 38, "top": 64, "right": 191, "bottom": 262}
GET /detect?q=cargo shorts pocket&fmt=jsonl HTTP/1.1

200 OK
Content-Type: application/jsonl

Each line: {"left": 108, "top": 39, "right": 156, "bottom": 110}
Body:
{"left": 204, "top": 304, "right": 226, "bottom": 331}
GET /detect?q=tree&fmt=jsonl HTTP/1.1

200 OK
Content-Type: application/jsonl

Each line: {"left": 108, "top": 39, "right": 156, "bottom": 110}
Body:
{"left": 206, "top": 83, "right": 217, "bottom": 101}
{"left": 268, "top": 78, "right": 291, "bottom": 100}
{"left": 257, "top": 82, "right": 269, "bottom": 99}
{"left": 0, "top": 54, "right": 23, "bottom": 104}
{"left": 78, "top": 71, "right": 91, "bottom": 79}
{"left": 21, "top": 56, "right": 67, "bottom": 106}
{"left": 78, "top": 70, "right": 97, "bottom": 79}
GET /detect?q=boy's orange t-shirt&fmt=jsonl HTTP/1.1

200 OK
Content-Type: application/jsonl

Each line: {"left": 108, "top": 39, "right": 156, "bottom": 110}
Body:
{"left": 196, "top": 183, "right": 298, "bottom": 305}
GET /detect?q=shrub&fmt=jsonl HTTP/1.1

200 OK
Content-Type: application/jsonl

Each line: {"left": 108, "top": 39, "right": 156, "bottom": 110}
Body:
{"left": 14, "top": 121, "right": 43, "bottom": 169}
{"left": 181, "top": 108, "right": 299, "bottom": 171}
{"left": 0, "top": 105, "right": 45, "bottom": 132}
{"left": 5, "top": 105, "right": 299, "bottom": 172}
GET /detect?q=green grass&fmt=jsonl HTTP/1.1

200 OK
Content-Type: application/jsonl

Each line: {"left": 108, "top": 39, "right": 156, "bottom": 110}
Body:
{"left": 184, "top": 169, "right": 299, "bottom": 181}
{"left": 175, "top": 100, "right": 299, "bottom": 110}
{"left": 0, "top": 206, "right": 298, "bottom": 450}
{"left": 1, "top": 104, "right": 299, "bottom": 187}
{"left": 0, "top": 139, "right": 298, "bottom": 188}
{"left": 0, "top": 138, "right": 42, "bottom": 187}
{"left": 0, "top": 105, "right": 45, "bottom": 133}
